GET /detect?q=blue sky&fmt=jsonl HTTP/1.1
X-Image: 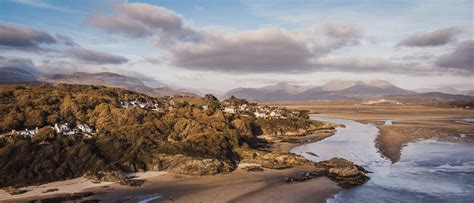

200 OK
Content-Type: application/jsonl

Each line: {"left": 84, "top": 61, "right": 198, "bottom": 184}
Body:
{"left": 0, "top": 0, "right": 473, "bottom": 92}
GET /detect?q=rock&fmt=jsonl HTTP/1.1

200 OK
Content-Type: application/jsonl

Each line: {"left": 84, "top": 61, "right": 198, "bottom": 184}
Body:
{"left": 313, "top": 157, "right": 370, "bottom": 188}
{"left": 42, "top": 188, "right": 59, "bottom": 193}
{"left": 242, "top": 165, "right": 264, "bottom": 172}
{"left": 31, "top": 192, "right": 95, "bottom": 202}
{"left": 84, "top": 170, "right": 144, "bottom": 187}
{"left": 4, "top": 187, "right": 28, "bottom": 195}
{"left": 148, "top": 154, "right": 235, "bottom": 176}
{"left": 282, "top": 172, "right": 312, "bottom": 183}
{"left": 238, "top": 149, "right": 312, "bottom": 170}
{"left": 169, "top": 158, "right": 235, "bottom": 175}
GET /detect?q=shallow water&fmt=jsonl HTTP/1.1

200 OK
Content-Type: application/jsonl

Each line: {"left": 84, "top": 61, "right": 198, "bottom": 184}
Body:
{"left": 291, "top": 117, "right": 474, "bottom": 202}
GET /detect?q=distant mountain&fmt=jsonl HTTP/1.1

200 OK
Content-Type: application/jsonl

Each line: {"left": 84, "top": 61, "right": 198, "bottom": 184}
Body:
{"left": 260, "top": 82, "right": 314, "bottom": 93}
{"left": 222, "top": 80, "right": 472, "bottom": 102}
{"left": 320, "top": 80, "right": 363, "bottom": 91}
{"left": 38, "top": 72, "right": 198, "bottom": 97}
{"left": 414, "top": 87, "right": 474, "bottom": 97}
{"left": 0, "top": 67, "right": 37, "bottom": 84}
{"left": 387, "top": 92, "right": 473, "bottom": 101}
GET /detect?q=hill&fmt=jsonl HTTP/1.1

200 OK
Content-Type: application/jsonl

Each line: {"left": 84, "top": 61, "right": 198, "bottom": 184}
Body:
{"left": 0, "top": 67, "right": 37, "bottom": 84}
{"left": 38, "top": 72, "right": 198, "bottom": 97}
{"left": 0, "top": 84, "right": 325, "bottom": 187}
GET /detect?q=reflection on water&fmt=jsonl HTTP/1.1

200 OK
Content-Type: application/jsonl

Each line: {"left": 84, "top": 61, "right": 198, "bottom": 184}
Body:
{"left": 291, "top": 117, "right": 474, "bottom": 202}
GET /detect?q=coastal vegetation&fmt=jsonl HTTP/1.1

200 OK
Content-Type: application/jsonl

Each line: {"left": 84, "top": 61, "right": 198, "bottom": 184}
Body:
{"left": 0, "top": 84, "right": 327, "bottom": 188}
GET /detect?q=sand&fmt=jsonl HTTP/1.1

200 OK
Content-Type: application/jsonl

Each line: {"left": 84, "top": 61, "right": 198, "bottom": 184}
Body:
{"left": 79, "top": 165, "right": 341, "bottom": 203}
{"left": 0, "top": 171, "right": 167, "bottom": 202}
{"left": 2, "top": 130, "right": 342, "bottom": 203}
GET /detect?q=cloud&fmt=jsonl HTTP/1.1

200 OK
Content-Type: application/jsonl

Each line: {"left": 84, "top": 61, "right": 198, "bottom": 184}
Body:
{"left": 64, "top": 48, "right": 128, "bottom": 65}
{"left": 12, "top": 0, "right": 86, "bottom": 14}
{"left": 55, "top": 34, "right": 79, "bottom": 47}
{"left": 435, "top": 40, "right": 474, "bottom": 70}
{"left": 85, "top": 2, "right": 469, "bottom": 76}
{"left": 86, "top": 3, "right": 372, "bottom": 74}
{"left": 86, "top": 2, "right": 198, "bottom": 42}
{"left": 397, "top": 27, "right": 463, "bottom": 47}
{"left": 0, "top": 23, "right": 79, "bottom": 51}
{"left": 0, "top": 23, "right": 56, "bottom": 51}
{"left": 168, "top": 22, "right": 363, "bottom": 73}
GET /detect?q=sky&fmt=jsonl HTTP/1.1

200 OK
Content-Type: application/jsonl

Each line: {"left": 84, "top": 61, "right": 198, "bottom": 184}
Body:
{"left": 0, "top": 0, "right": 473, "bottom": 93}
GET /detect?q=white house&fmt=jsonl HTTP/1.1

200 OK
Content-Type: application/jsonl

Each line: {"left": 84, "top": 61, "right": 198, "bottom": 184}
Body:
{"left": 54, "top": 123, "right": 70, "bottom": 134}
{"left": 63, "top": 129, "right": 77, "bottom": 136}
{"left": 54, "top": 123, "right": 76, "bottom": 135}
{"left": 202, "top": 105, "right": 209, "bottom": 110}
{"left": 239, "top": 104, "right": 247, "bottom": 111}
{"left": 270, "top": 110, "right": 282, "bottom": 117}
{"left": 254, "top": 111, "right": 267, "bottom": 118}
{"left": 16, "top": 128, "right": 38, "bottom": 138}
{"left": 224, "top": 107, "right": 236, "bottom": 114}
{"left": 138, "top": 103, "right": 149, "bottom": 108}
{"left": 77, "top": 124, "right": 93, "bottom": 133}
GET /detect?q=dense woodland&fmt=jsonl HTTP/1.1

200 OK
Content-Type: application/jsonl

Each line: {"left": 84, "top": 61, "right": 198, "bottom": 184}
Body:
{"left": 0, "top": 84, "right": 320, "bottom": 187}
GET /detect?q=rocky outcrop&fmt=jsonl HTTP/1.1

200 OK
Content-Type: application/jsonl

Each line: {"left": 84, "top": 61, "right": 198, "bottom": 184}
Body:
{"left": 238, "top": 149, "right": 312, "bottom": 170}
{"left": 84, "top": 170, "right": 144, "bottom": 187}
{"left": 147, "top": 154, "right": 235, "bottom": 176}
{"left": 241, "top": 165, "right": 264, "bottom": 172}
{"left": 312, "top": 157, "right": 370, "bottom": 188}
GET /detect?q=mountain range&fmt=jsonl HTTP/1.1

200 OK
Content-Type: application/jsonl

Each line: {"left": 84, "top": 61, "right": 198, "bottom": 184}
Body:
{"left": 222, "top": 80, "right": 472, "bottom": 102}
{"left": 0, "top": 66, "right": 472, "bottom": 101}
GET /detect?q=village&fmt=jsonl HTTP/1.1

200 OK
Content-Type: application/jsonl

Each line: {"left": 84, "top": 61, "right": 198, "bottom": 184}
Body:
{"left": 6, "top": 96, "right": 302, "bottom": 139}
{"left": 10, "top": 123, "right": 95, "bottom": 139}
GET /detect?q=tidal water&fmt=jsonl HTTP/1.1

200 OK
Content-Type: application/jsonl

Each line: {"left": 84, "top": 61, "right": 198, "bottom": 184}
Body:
{"left": 291, "top": 117, "right": 474, "bottom": 202}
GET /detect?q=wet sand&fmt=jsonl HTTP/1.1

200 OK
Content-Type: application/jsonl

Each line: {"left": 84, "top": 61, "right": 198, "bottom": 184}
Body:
{"left": 272, "top": 102, "right": 474, "bottom": 163}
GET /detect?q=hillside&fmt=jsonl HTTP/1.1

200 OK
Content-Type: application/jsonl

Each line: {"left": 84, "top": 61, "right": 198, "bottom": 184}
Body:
{"left": 38, "top": 72, "right": 198, "bottom": 97}
{"left": 0, "top": 84, "right": 326, "bottom": 187}
{"left": 0, "top": 67, "right": 37, "bottom": 84}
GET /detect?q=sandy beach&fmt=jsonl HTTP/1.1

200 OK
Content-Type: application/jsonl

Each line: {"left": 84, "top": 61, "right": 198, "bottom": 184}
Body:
{"left": 1, "top": 129, "right": 343, "bottom": 203}
{"left": 2, "top": 163, "right": 341, "bottom": 203}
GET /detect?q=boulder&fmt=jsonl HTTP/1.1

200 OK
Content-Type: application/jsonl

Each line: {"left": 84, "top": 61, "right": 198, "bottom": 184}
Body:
{"left": 313, "top": 157, "right": 370, "bottom": 188}
{"left": 241, "top": 165, "right": 264, "bottom": 172}
{"left": 238, "top": 149, "right": 312, "bottom": 170}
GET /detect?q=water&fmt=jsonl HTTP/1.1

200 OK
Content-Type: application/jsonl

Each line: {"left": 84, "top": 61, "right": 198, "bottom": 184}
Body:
{"left": 291, "top": 117, "right": 474, "bottom": 202}
{"left": 138, "top": 194, "right": 162, "bottom": 203}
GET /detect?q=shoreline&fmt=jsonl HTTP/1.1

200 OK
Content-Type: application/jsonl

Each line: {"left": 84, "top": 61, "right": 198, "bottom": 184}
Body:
{"left": 308, "top": 113, "right": 474, "bottom": 163}
{"left": 1, "top": 129, "right": 343, "bottom": 203}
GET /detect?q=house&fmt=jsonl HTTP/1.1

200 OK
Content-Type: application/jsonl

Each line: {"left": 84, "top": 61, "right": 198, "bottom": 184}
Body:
{"left": 254, "top": 110, "right": 267, "bottom": 118}
{"left": 63, "top": 129, "right": 77, "bottom": 136}
{"left": 138, "top": 102, "right": 149, "bottom": 108}
{"left": 54, "top": 123, "right": 70, "bottom": 134}
{"left": 239, "top": 104, "right": 247, "bottom": 111}
{"left": 270, "top": 110, "right": 282, "bottom": 117}
{"left": 202, "top": 105, "right": 209, "bottom": 110}
{"left": 120, "top": 101, "right": 129, "bottom": 108}
{"left": 16, "top": 128, "right": 38, "bottom": 138}
{"left": 54, "top": 123, "right": 76, "bottom": 135}
{"left": 224, "top": 107, "right": 236, "bottom": 113}
{"left": 77, "top": 124, "right": 93, "bottom": 133}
